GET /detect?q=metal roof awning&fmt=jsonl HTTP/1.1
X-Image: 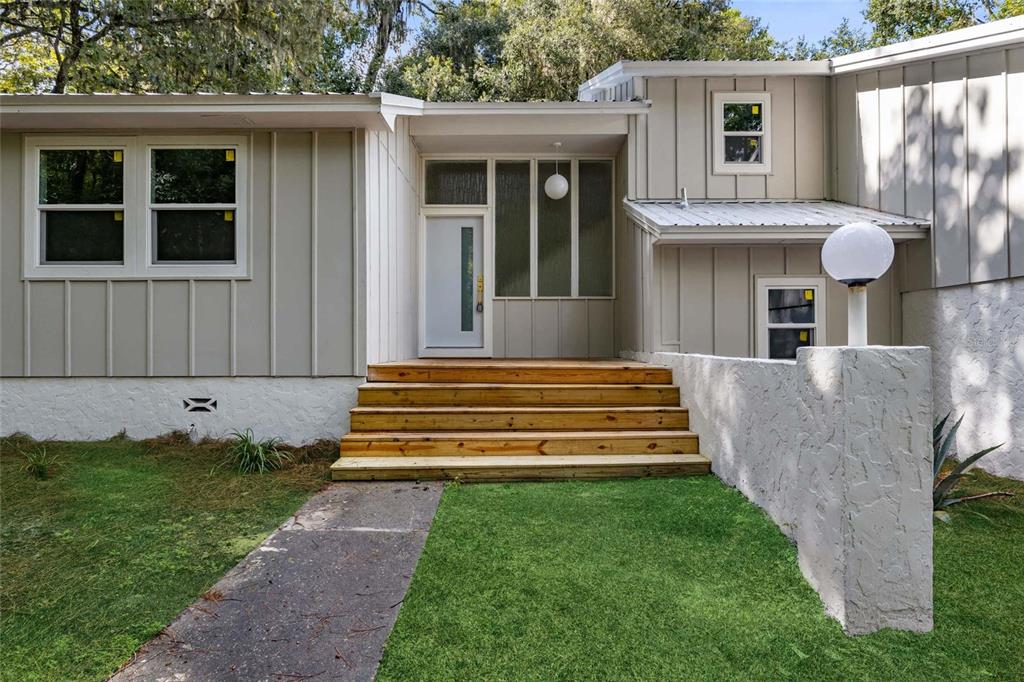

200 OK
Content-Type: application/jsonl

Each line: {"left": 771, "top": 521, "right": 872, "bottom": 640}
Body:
{"left": 624, "top": 199, "right": 930, "bottom": 244}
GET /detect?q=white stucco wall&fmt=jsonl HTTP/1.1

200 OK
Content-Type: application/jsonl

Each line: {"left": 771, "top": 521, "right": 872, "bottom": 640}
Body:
{"left": 903, "top": 278, "right": 1024, "bottom": 480}
{"left": 629, "top": 347, "right": 933, "bottom": 635}
{"left": 0, "top": 377, "right": 361, "bottom": 445}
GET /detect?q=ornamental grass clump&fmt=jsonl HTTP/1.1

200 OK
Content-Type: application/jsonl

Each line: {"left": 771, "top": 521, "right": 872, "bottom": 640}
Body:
{"left": 18, "top": 444, "right": 59, "bottom": 480}
{"left": 228, "top": 428, "right": 291, "bottom": 474}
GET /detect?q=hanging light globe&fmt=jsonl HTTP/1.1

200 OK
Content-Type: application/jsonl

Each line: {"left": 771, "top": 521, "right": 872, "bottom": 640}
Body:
{"left": 544, "top": 172, "right": 569, "bottom": 200}
{"left": 544, "top": 141, "right": 569, "bottom": 200}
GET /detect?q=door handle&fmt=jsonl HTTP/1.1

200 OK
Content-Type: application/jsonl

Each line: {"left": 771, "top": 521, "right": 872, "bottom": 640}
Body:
{"left": 476, "top": 274, "right": 484, "bottom": 313}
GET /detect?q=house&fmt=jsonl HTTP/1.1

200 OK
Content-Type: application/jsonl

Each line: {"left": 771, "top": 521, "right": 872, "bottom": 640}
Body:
{"left": 1, "top": 17, "right": 1021, "bottom": 481}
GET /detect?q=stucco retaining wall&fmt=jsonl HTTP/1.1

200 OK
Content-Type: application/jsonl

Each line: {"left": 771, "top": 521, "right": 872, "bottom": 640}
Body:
{"left": 903, "top": 278, "right": 1024, "bottom": 480}
{"left": 629, "top": 347, "right": 933, "bottom": 635}
{"left": 0, "top": 377, "right": 361, "bottom": 445}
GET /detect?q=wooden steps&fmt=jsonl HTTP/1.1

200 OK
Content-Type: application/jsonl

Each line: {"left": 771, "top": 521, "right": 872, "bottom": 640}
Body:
{"left": 331, "top": 454, "right": 711, "bottom": 481}
{"left": 350, "top": 406, "right": 689, "bottom": 431}
{"left": 367, "top": 359, "right": 673, "bottom": 385}
{"left": 340, "top": 430, "right": 700, "bottom": 456}
{"left": 358, "top": 383, "right": 680, "bottom": 406}
{"left": 332, "top": 359, "right": 710, "bottom": 482}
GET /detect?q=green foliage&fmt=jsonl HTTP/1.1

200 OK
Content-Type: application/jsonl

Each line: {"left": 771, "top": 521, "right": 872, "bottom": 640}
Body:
{"left": 0, "top": 436, "right": 327, "bottom": 680}
{"left": 379, "top": 475, "right": 1024, "bottom": 680}
{"left": 16, "top": 442, "right": 59, "bottom": 480}
{"left": 228, "top": 428, "right": 291, "bottom": 474}
{"left": 932, "top": 413, "right": 1009, "bottom": 509}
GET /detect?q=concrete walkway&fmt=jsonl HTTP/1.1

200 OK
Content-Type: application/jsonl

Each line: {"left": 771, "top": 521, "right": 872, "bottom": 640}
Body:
{"left": 111, "top": 482, "right": 444, "bottom": 682}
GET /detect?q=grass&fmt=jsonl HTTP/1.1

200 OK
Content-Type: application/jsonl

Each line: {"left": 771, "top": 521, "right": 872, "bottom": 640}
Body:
{"left": 0, "top": 433, "right": 334, "bottom": 682}
{"left": 378, "top": 469, "right": 1024, "bottom": 681}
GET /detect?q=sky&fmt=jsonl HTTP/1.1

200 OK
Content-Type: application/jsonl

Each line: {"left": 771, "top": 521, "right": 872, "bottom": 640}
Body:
{"left": 732, "top": 0, "right": 868, "bottom": 44}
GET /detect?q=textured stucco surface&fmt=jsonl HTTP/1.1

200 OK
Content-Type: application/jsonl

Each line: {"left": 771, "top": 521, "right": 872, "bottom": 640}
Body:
{"left": 630, "top": 347, "right": 933, "bottom": 635}
{"left": 903, "top": 278, "right": 1024, "bottom": 480}
{"left": 0, "top": 377, "right": 361, "bottom": 444}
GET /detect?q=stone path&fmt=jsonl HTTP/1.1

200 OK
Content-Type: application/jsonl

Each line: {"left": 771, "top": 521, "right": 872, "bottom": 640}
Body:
{"left": 111, "top": 482, "right": 444, "bottom": 682}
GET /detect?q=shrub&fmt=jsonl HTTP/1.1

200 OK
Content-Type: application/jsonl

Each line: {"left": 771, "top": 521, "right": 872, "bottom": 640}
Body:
{"left": 228, "top": 428, "right": 291, "bottom": 474}
{"left": 933, "top": 413, "right": 1011, "bottom": 510}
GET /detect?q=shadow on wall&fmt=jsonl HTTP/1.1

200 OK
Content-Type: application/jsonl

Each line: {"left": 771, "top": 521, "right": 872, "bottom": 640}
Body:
{"left": 903, "top": 279, "right": 1024, "bottom": 480}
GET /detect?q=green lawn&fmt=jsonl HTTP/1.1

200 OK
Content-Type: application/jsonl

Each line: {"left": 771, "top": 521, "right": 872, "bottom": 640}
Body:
{"left": 379, "top": 471, "right": 1024, "bottom": 681}
{"left": 0, "top": 434, "right": 332, "bottom": 682}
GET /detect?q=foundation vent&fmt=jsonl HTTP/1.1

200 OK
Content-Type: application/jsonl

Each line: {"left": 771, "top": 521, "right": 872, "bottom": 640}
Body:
{"left": 183, "top": 398, "right": 218, "bottom": 413}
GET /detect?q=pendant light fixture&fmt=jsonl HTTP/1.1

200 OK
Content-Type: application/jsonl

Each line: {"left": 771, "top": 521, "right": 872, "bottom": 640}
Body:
{"left": 544, "top": 141, "right": 569, "bottom": 200}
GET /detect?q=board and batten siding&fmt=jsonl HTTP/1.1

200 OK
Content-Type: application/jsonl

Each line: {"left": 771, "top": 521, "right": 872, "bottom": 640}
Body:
{"left": 1, "top": 130, "right": 357, "bottom": 378}
{"left": 616, "top": 220, "right": 901, "bottom": 356}
{"left": 628, "top": 76, "right": 829, "bottom": 201}
{"left": 362, "top": 118, "right": 420, "bottom": 367}
{"left": 491, "top": 299, "right": 614, "bottom": 358}
{"left": 833, "top": 46, "right": 1024, "bottom": 288}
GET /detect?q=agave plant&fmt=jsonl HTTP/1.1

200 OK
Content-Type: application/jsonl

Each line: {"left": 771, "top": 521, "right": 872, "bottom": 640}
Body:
{"left": 933, "top": 413, "right": 1009, "bottom": 510}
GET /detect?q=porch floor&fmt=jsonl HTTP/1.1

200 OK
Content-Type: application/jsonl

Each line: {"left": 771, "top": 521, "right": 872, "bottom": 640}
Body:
{"left": 332, "top": 359, "right": 711, "bottom": 481}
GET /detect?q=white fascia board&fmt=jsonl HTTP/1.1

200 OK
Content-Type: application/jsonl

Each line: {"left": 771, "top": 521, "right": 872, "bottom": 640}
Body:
{"left": 418, "top": 100, "right": 651, "bottom": 115}
{"left": 650, "top": 225, "right": 929, "bottom": 244}
{"left": 578, "top": 60, "right": 830, "bottom": 99}
{"left": 831, "top": 15, "right": 1024, "bottom": 74}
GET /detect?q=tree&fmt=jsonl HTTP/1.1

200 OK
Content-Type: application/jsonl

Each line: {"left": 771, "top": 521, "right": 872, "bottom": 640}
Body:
{"left": 358, "top": 0, "right": 428, "bottom": 92}
{"left": 1, "top": 0, "right": 354, "bottom": 93}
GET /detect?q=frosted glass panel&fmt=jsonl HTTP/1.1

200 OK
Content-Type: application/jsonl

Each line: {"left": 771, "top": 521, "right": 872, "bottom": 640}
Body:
{"left": 461, "top": 227, "right": 474, "bottom": 331}
{"left": 425, "top": 160, "right": 487, "bottom": 204}
{"left": 495, "top": 161, "right": 530, "bottom": 296}
{"left": 537, "top": 161, "right": 571, "bottom": 296}
{"left": 578, "top": 160, "right": 613, "bottom": 296}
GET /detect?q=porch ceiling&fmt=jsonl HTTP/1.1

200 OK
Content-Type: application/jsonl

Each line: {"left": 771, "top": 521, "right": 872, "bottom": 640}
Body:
{"left": 625, "top": 199, "right": 931, "bottom": 244}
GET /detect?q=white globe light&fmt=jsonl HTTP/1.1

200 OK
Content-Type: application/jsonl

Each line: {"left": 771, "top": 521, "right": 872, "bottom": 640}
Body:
{"left": 544, "top": 172, "right": 569, "bottom": 200}
{"left": 821, "top": 221, "right": 895, "bottom": 285}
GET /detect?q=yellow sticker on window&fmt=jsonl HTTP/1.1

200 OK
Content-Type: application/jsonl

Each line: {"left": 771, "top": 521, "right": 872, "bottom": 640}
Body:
{"left": 752, "top": 105, "right": 760, "bottom": 115}
{"left": 114, "top": 211, "right": 123, "bottom": 221}
{"left": 224, "top": 210, "right": 234, "bottom": 222}
{"left": 799, "top": 331, "right": 809, "bottom": 342}
{"left": 804, "top": 289, "right": 814, "bottom": 301}
{"left": 113, "top": 151, "right": 123, "bottom": 163}
{"left": 225, "top": 149, "right": 235, "bottom": 162}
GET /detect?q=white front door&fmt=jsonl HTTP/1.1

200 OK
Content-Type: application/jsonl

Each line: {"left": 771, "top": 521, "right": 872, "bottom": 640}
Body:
{"left": 424, "top": 216, "right": 484, "bottom": 350}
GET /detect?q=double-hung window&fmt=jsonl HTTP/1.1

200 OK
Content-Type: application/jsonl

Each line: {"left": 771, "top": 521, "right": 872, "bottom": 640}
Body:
{"left": 24, "top": 135, "right": 248, "bottom": 279}
{"left": 756, "top": 277, "right": 827, "bottom": 359}
{"left": 713, "top": 92, "right": 772, "bottom": 175}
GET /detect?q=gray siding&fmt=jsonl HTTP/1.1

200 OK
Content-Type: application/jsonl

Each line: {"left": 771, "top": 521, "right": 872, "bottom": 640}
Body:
{"left": 1, "top": 130, "right": 357, "bottom": 377}
{"left": 630, "top": 76, "right": 829, "bottom": 201}
{"left": 834, "top": 46, "right": 1024, "bottom": 288}
{"left": 492, "top": 299, "right": 615, "bottom": 358}
{"left": 363, "top": 119, "right": 420, "bottom": 367}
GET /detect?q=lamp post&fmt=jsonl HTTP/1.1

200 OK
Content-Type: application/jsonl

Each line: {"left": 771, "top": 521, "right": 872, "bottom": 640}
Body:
{"left": 821, "top": 221, "right": 895, "bottom": 346}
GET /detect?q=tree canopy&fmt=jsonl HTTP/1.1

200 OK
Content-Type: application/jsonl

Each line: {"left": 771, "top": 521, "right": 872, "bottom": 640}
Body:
{"left": 2, "top": 0, "right": 1021, "bottom": 97}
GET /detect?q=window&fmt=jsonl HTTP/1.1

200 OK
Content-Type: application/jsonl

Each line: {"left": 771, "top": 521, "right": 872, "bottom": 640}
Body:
{"left": 756, "top": 277, "right": 827, "bottom": 359}
{"left": 485, "top": 158, "right": 614, "bottom": 299}
{"left": 713, "top": 92, "right": 772, "bottom": 175}
{"left": 24, "top": 135, "right": 248, "bottom": 279}
{"left": 425, "top": 160, "right": 487, "bottom": 205}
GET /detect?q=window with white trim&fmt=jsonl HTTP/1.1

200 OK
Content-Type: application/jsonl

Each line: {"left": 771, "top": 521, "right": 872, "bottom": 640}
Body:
{"left": 24, "top": 135, "right": 248, "bottom": 279}
{"left": 713, "top": 92, "right": 772, "bottom": 175}
{"left": 756, "top": 277, "right": 826, "bottom": 359}
{"left": 425, "top": 157, "right": 614, "bottom": 299}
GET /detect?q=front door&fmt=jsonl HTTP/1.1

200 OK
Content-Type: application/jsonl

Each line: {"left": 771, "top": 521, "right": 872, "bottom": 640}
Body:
{"left": 424, "top": 216, "right": 484, "bottom": 351}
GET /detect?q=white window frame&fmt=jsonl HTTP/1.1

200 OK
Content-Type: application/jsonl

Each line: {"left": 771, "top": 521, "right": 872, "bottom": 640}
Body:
{"left": 712, "top": 92, "right": 772, "bottom": 176}
{"left": 142, "top": 135, "right": 249, "bottom": 278}
{"left": 22, "top": 134, "right": 249, "bottom": 280}
{"left": 755, "top": 276, "right": 827, "bottom": 359}
{"left": 421, "top": 153, "right": 615, "bottom": 301}
{"left": 23, "top": 136, "right": 136, "bottom": 279}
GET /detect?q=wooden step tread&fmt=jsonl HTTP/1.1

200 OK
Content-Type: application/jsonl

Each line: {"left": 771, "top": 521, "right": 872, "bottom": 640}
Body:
{"left": 350, "top": 405, "right": 688, "bottom": 432}
{"left": 368, "top": 360, "right": 673, "bottom": 384}
{"left": 331, "top": 454, "right": 712, "bottom": 481}
{"left": 358, "top": 383, "right": 680, "bottom": 406}
{"left": 343, "top": 429, "right": 695, "bottom": 441}
{"left": 340, "top": 430, "right": 699, "bottom": 456}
